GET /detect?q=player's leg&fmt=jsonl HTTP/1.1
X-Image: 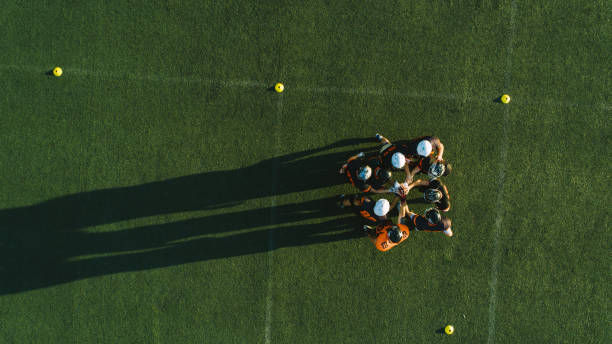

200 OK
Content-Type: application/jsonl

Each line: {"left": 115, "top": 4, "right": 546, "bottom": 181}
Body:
{"left": 362, "top": 224, "right": 377, "bottom": 240}
{"left": 351, "top": 195, "right": 366, "bottom": 207}
{"left": 337, "top": 194, "right": 363, "bottom": 208}
{"left": 375, "top": 133, "right": 391, "bottom": 145}
{"left": 339, "top": 163, "right": 348, "bottom": 174}
{"left": 442, "top": 218, "right": 453, "bottom": 236}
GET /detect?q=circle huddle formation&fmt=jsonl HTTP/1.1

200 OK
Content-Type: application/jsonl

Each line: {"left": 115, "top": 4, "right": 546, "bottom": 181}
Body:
{"left": 338, "top": 133, "right": 453, "bottom": 252}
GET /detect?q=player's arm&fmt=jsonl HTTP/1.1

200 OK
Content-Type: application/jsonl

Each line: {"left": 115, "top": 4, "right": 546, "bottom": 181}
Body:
{"left": 397, "top": 204, "right": 417, "bottom": 225}
{"left": 441, "top": 183, "right": 450, "bottom": 199}
{"left": 397, "top": 203, "right": 409, "bottom": 224}
{"left": 404, "top": 164, "right": 419, "bottom": 184}
{"left": 432, "top": 137, "right": 444, "bottom": 161}
{"left": 439, "top": 182, "right": 451, "bottom": 211}
{"left": 409, "top": 179, "right": 429, "bottom": 189}
{"left": 376, "top": 133, "right": 391, "bottom": 145}
{"left": 354, "top": 152, "right": 366, "bottom": 159}
{"left": 389, "top": 195, "right": 400, "bottom": 210}
{"left": 370, "top": 187, "right": 390, "bottom": 194}
{"left": 339, "top": 152, "right": 365, "bottom": 173}
{"left": 367, "top": 224, "right": 386, "bottom": 244}
{"left": 359, "top": 183, "right": 373, "bottom": 193}
{"left": 364, "top": 225, "right": 378, "bottom": 243}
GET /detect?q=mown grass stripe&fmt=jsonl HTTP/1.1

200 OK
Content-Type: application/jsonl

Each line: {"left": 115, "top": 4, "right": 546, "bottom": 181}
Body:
{"left": 487, "top": 1, "right": 517, "bottom": 343}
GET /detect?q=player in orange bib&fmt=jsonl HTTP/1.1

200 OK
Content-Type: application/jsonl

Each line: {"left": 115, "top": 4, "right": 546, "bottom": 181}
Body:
{"left": 364, "top": 221, "right": 410, "bottom": 252}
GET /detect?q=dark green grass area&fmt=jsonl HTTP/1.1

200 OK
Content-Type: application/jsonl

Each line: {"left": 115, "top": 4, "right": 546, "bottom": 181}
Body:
{"left": 494, "top": 105, "right": 610, "bottom": 343}
{"left": 1, "top": 0, "right": 610, "bottom": 343}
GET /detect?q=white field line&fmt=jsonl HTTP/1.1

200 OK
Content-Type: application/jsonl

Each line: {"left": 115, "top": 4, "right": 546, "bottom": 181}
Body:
{"left": 265, "top": 95, "right": 283, "bottom": 344}
{"left": 487, "top": 1, "right": 516, "bottom": 343}
{"left": 291, "top": 84, "right": 482, "bottom": 103}
{"left": 1, "top": 63, "right": 607, "bottom": 109}
{"left": 265, "top": 197, "right": 275, "bottom": 344}
{"left": 0, "top": 63, "right": 265, "bottom": 88}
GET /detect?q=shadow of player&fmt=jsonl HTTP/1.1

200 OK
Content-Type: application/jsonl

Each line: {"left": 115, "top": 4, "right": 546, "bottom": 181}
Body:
{"left": 0, "top": 196, "right": 363, "bottom": 294}
{"left": 0, "top": 138, "right": 372, "bottom": 233}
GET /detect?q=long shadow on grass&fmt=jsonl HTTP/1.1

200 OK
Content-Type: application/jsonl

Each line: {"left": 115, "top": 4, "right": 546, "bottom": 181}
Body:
{"left": 0, "top": 138, "right": 374, "bottom": 294}
{"left": 0, "top": 138, "right": 371, "bottom": 232}
{"left": 0, "top": 196, "right": 364, "bottom": 294}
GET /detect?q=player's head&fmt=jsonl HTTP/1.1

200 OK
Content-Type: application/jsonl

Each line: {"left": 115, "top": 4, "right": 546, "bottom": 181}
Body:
{"left": 391, "top": 152, "right": 406, "bottom": 169}
{"left": 424, "top": 188, "right": 442, "bottom": 202}
{"left": 416, "top": 140, "right": 432, "bottom": 157}
{"left": 425, "top": 208, "right": 442, "bottom": 224}
{"left": 357, "top": 166, "right": 372, "bottom": 181}
{"left": 375, "top": 168, "right": 392, "bottom": 183}
{"left": 388, "top": 226, "right": 404, "bottom": 243}
{"left": 373, "top": 199, "right": 390, "bottom": 217}
{"left": 428, "top": 162, "right": 446, "bottom": 179}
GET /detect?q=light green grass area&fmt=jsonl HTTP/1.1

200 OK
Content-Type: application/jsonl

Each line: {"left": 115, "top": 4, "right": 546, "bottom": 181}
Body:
{"left": 1, "top": 1, "right": 610, "bottom": 343}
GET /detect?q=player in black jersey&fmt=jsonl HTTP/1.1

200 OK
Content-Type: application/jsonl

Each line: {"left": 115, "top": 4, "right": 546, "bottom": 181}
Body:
{"left": 339, "top": 152, "right": 391, "bottom": 193}
{"left": 375, "top": 133, "right": 411, "bottom": 170}
{"left": 405, "top": 156, "right": 452, "bottom": 181}
{"left": 397, "top": 203, "right": 453, "bottom": 236}
{"left": 406, "top": 178, "right": 451, "bottom": 212}
{"left": 377, "top": 134, "right": 445, "bottom": 162}
{"left": 337, "top": 194, "right": 390, "bottom": 223}
{"left": 396, "top": 135, "right": 445, "bottom": 161}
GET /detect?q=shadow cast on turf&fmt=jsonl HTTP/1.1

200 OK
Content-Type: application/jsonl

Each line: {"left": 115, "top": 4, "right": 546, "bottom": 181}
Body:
{"left": 1, "top": 138, "right": 372, "bottom": 230}
{"left": 0, "top": 138, "right": 375, "bottom": 294}
{"left": 0, "top": 197, "right": 365, "bottom": 294}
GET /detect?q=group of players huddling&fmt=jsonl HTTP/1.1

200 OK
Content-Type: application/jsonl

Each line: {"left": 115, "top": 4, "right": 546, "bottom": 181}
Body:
{"left": 338, "top": 134, "right": 453, "bottom": 251}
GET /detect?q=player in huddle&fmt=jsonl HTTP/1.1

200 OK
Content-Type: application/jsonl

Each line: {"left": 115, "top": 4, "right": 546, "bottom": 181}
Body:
{"left": 405, "top": 178, "right": 451, "bottom": 212}
{"left": 339, "top": 152, "right": 392, "bottom": 193}
{"left": 405, "top": 155, "right": 452, "bottom": 182}
{"left": 376, "top": 133, "right": 445, "bottom": 162}
{"left": 362, "top": 200, "right": 452, "bottom": 252}
{"left": 337, "top": 195, "right": 391, "bottom": 224}
{"left": 398, "top": 204, "right": 453, "bottom": 237}
{"left": 375, "top": 134, "right": 410, "bottom": 171}
{"left": 363, "top": 221, "right": 410, "bottom": 252}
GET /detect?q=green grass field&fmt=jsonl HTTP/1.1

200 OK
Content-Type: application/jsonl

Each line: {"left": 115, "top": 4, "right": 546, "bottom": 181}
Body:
{"left": 1, "top": 1, "right": 610, "bottom": 343}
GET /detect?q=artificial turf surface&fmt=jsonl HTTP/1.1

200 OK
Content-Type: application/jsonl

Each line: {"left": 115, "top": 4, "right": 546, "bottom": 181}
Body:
{"left": 1, "top": 0, "right": 610, "bottom": 343}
